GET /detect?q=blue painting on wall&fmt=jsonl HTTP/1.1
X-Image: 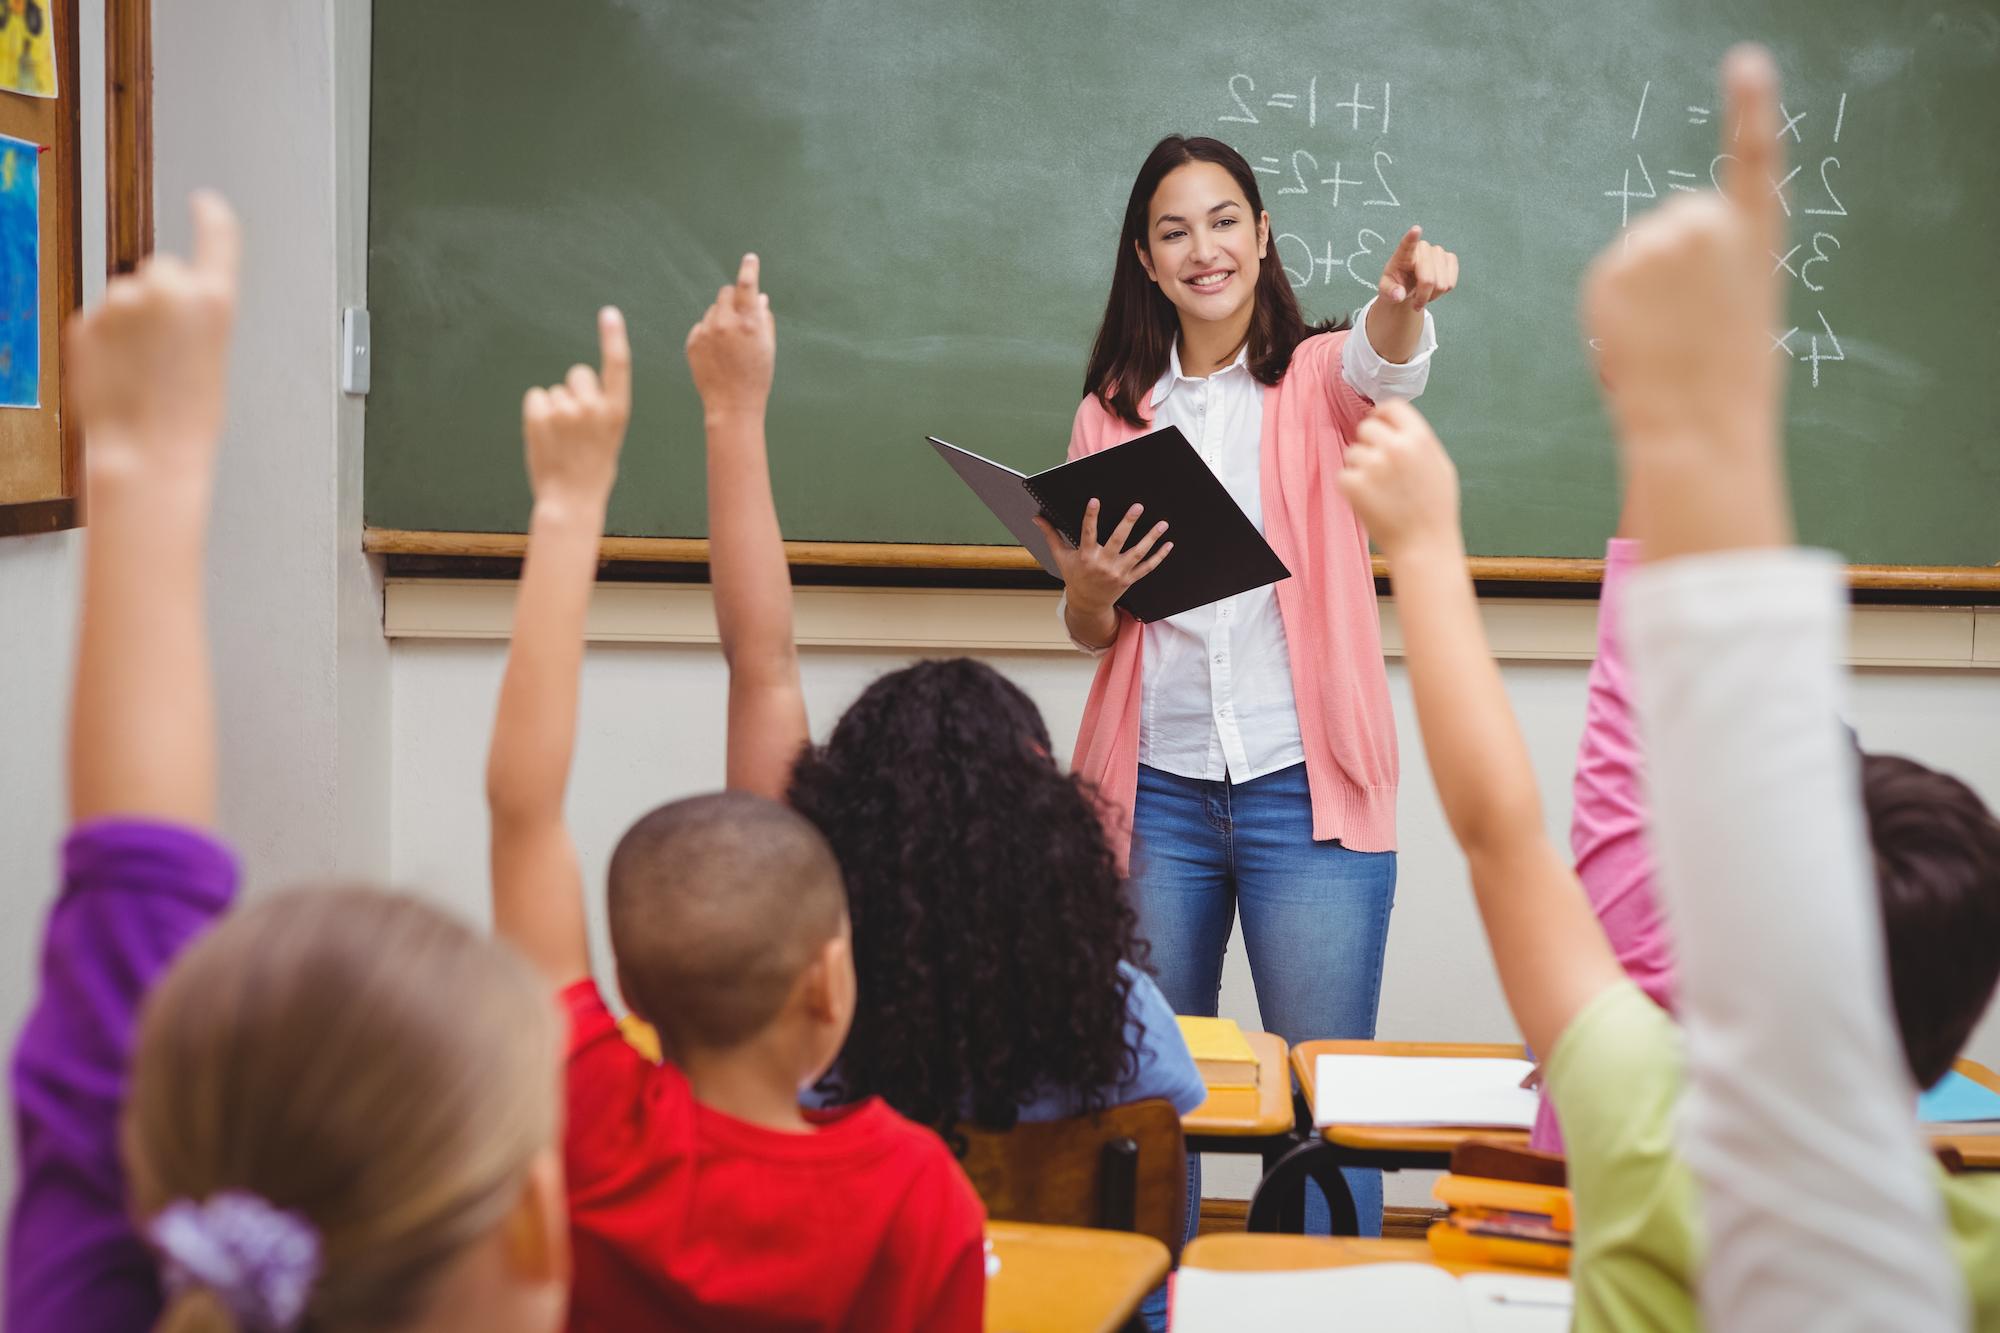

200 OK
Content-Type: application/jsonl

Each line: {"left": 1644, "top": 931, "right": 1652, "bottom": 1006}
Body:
{"left": 0, "top": 134, "right": 39, "bottom": 409}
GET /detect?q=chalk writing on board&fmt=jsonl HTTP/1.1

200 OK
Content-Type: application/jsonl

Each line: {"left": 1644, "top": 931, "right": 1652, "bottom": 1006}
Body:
{"left": 1218, "top": 74, "right": 1390, "bottom": 136}
{"left": 1218, "top": 70, "right": 1407, "bottom": 307}
{"left": 1613, "top": 81, "right": 1855, "bottom": 388}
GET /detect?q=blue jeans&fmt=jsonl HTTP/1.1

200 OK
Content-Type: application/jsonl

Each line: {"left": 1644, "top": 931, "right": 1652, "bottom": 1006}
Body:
{"left": 1132, "top": 761, "right": 1397, "bottom": 1237}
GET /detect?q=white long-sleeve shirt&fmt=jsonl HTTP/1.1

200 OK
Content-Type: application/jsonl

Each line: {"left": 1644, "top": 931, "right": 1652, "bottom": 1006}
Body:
{"left": 1626, "top": 548, "right": 1966, "bottom": 1333}
{"left": 1067, "top": 299, "right": 1435, "bottom": 782}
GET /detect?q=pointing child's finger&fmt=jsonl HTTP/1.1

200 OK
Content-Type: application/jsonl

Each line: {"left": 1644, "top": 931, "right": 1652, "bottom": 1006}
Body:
{"left": 598, "top": 306, "right": 631, "bottom": 406}
{"left": 736, "top": 253, "right": 761, "bottom": 304}
{"left": 188, "top": 190, "right": 241, "bottom": 289}
{"left": 1721, "top": 44, "right": 1784, "bottom": 254}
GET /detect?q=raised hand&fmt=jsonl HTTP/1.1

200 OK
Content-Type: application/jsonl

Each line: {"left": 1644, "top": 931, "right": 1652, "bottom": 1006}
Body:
{"left": 70, "top": 190, "right": 240, "bottom": 478}
{"left": 1033, "top": 499, "right": 1172, "bottom": 629}
{"left": 1338, "top": 399, "right": 1462, "bottom": 559}
{"left": 687, "top": 253, "right": 776, "bottom": 420}
{"left": 523, "top": 307, "right": 632, "bottom": 511}
{"left": 1582, "top": 43, "right": 1791, "bottom": 557}
{"left": 1377, "top": 225, "right": 1460, "bottom": 312}
{"left": 67, "top": 192, "right": 244, "bottom": 828}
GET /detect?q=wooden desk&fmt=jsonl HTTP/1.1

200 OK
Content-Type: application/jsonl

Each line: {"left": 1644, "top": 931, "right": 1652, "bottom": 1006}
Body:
{"left": 1936, "top": 1058, "right": 2000, "bottom": 1170}
{"left": 984, "top": 1221, "right": 1169, "bottom": 1333}
{"left": 1182, "top": 1232, "right": 1534, "bottom": 1278}
{"left": 1241, "top": 1040, "right": 1532, "bottom": 1236}
{"left": 1182, "top": 1030, "right": 1295, "bottom": 1139}
{"left": 1292, "top": 1039, "right": 1533, "bottom": 1154}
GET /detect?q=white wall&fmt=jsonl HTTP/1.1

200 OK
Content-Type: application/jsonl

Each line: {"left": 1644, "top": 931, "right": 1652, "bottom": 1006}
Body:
{"left": 152, "top": 0, "right": 387, "bottom": 888}
{"left": 391, "top": 635, "right": 2000, "bottom": 1201}
{"left": 0, "top": 0, "right": 106, "bottom": 1228}
{"left": 0, "top": 0, "right": 384, "bottom": 1239}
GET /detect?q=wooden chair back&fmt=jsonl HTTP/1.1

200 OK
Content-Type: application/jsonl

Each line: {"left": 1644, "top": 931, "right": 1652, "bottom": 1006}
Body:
{"left": 957, "top": 1098, "right": 1189, "bottom": 1261}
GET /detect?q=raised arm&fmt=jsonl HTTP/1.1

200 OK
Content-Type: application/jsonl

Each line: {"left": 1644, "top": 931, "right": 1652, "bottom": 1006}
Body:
{"left": 485, "top": 308, "right": 631, "bottom": 988}
{"left": 687, "top": 255, "right": 808, "bottom": 801}
{"left": 68, "top": 193, "right": 240, "bottom": 827}
{"left": 1337, "top": 401, "right": 1622, "bottom": 1058}
{"left": 11, "top": 193, "right": 244, "bottom": 1333}
{"left": 1585, "top": 45, "right": 1961, "bottom": 1332}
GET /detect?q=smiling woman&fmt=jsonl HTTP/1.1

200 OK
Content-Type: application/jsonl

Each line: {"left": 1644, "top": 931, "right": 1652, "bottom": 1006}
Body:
{"left": 1052, "top": 135, "right": 1460, "bottom": 1254}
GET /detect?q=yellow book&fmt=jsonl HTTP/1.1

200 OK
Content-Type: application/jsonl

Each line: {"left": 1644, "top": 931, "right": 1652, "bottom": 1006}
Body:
{"left": 1191, "top": 1084, "right": 1261, "bottom": 1122}
{"left": 1176, "top": 1015, "right": 1259, "bottom": 1089}
{"left": 1426, "top": 1220, "right": 1572, "bottom": 1274}
{"left": 1433, "top": 1174, "right": 1574, "bottom": 1232}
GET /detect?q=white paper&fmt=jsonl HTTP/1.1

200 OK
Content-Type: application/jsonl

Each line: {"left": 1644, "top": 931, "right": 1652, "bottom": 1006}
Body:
{"left": 1170, "top": 1265, "right": 1571, "bottom": 1332}
{"left": 1172, "top": 1263, "right": 1469, "bottom": 1331}
{"left": 1459, "top": 1274, "right": 1574, "bottom": 1333}
{"left": 926, "top": 437, "right": 1064, "bottom": 578}
{"left": 1314, "top": 1055, "right": 1539, "bottom": 1129}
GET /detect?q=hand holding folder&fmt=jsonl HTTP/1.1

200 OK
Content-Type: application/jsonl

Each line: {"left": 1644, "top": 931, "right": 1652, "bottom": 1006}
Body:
{"left": 927, "top": 427, "right": 1291, "bottom": 623}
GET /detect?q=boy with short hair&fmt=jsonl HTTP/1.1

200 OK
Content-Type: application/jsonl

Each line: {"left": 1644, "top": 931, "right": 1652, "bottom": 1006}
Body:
{"left": 484, "top": 299, "right": 985, "bottom": 1331}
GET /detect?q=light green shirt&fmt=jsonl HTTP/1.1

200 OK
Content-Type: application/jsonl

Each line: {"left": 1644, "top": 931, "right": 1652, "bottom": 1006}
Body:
{"left": 1547, "top": 982, "right": 2000, "bottom": 1332}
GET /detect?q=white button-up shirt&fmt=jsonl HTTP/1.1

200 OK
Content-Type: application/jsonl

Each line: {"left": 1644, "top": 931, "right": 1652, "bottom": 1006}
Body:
{"left": 1065, "top": 299, "right": 1436, "bottom": 782}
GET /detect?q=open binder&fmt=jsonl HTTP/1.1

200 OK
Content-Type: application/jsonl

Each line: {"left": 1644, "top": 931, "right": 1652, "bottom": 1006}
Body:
{"left": 927, "top": 427, "right": 1291, "bottom": 623}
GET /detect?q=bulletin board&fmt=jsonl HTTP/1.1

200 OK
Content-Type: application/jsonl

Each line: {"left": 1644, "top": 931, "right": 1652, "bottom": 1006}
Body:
{"left": 0, "top": 0, "right": 79, "bottom": 538}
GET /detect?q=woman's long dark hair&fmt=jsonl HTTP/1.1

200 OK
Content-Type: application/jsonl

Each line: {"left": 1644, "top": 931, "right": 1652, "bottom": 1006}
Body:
{"left": 1084, "top": 134, "right": 1347, "bottom": 427}
{"left": 788, "top": 658, "right": 1148, "bottom": 1145}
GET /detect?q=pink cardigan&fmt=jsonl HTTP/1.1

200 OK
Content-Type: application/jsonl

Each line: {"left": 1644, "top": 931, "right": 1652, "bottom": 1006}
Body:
{"left": 1066, "top": 331, "right": 1399, "bottom": 863}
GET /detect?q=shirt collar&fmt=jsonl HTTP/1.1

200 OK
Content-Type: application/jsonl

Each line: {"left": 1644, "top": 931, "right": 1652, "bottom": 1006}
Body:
{"left": 1150, "top": 340, "right": 1251, "bottom": 407}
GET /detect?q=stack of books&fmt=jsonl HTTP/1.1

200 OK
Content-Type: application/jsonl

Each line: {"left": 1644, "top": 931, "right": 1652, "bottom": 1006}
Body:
{"left": 1175, "top": 1015, "right": 1260, "bottom": 1117}
{"left": 1428, "top": 1169, "right": 1572, "bottom": 1272}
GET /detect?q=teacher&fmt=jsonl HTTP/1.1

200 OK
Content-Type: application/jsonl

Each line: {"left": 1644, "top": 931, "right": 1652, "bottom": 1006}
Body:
{"left": 1036, "top": 135, "right": 1457, "bottom": 1236}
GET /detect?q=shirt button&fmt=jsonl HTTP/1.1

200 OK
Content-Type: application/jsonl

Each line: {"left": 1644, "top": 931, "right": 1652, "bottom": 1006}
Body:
{"left": 1213, "top": 653, "right": 1225, "bottom": 664}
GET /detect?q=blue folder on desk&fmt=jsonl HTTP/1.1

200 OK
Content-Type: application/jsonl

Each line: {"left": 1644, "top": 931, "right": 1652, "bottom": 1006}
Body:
{"left": 1920, "top": 1071, "right": 2000, "bottom": 1124}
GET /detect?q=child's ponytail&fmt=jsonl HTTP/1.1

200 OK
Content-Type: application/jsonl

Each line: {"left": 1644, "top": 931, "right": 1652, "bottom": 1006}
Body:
{"left": 127, "top": 888, "right": 561, "bottom": 1331}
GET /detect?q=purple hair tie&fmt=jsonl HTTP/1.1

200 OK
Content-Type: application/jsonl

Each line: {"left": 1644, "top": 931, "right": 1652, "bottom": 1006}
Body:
{"left": 148, "top": 1191, "right": 321, "bottom": 1332}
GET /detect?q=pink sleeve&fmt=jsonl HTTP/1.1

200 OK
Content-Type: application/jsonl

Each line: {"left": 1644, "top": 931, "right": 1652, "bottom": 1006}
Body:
{"left": 1321, "top": 331, "right": 1375, "bottom": 442}
{"left": 1571, "top": 538, "right": 1676, "bottom": 1011}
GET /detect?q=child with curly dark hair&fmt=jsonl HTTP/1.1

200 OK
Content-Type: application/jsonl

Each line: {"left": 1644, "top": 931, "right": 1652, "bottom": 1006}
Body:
{"left": 694, "top": 256, "right": 1206, "bottom": 1147}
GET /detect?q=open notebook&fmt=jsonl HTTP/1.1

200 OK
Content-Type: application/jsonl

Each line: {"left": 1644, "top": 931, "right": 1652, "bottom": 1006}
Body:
{"left": 1314, "top": 1055, "right": 1540, "bottom": 1130}
{"left": 1172, "top": 1264, "right": 1572, "bottom": 1332}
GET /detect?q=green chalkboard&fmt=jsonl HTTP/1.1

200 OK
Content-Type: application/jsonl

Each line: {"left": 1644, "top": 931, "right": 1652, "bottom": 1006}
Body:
{"left": 366, "top": 0, "right": 2000, "bottom": 566}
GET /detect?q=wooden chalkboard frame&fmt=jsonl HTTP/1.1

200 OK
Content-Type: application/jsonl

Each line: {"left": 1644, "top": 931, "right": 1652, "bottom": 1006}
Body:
{"left": 0, "top": 0, "right": 84, "bottom": 539}
{"left": 363, "top": 528, "right": 2000, "bottom": 595}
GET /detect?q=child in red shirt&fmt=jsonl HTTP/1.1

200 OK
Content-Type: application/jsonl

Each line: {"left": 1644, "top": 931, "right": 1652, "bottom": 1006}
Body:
{"left": 483, "top": 304, "right": 985, "bottom": 1331}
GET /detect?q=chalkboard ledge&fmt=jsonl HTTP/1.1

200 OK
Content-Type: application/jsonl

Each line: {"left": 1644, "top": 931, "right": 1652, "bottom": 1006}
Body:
{"left": 362, "top": 529, "right": 2000, "bottom": 599}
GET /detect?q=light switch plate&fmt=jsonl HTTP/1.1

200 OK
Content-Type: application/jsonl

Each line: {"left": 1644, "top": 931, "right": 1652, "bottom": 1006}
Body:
{"left": 342, "top": 307, "right": 371, "bottom": 395}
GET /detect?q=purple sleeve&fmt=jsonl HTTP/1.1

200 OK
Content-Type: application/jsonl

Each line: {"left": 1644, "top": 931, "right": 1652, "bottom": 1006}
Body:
{"left": 1532, "top": 539, "right": 1675, "bottom": 1153}
{"left": 7, "top": 819, "right": 239, "bottom": 1333}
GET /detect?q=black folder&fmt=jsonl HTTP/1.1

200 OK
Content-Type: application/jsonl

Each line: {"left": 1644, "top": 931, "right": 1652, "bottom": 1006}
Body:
{"left": 927, "top": 427, "right": 1291, "bottom": 623}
